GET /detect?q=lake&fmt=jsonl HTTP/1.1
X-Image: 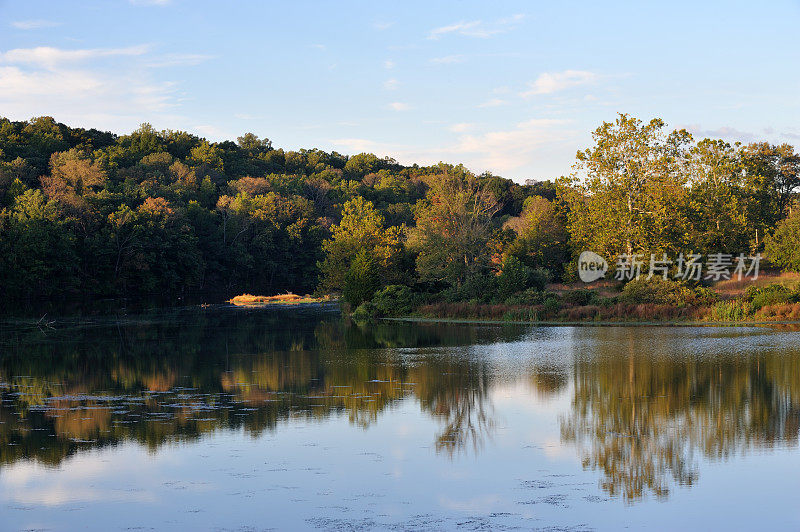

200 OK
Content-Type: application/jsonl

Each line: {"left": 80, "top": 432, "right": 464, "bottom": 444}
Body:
{"left": 1, "top": 306, "right": 799, "bottom": 530}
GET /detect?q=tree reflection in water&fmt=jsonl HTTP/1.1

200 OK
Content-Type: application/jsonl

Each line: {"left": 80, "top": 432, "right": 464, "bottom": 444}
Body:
{"left": 0, "top": 307, "right": 509, "bottom": 466}
{"left": 560, "top": 327, "right": 800, "bottom": 501}
{"left": 1, "top": 313, "right": 799, "bottom": 503}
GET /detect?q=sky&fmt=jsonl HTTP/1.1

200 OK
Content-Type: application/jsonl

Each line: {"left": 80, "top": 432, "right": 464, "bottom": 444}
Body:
{"left": 0, "top": 0, "right": 798, "bottom": 182}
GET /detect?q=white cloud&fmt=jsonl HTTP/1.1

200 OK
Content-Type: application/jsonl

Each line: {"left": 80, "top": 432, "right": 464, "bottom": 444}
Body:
{"left": 428, "top": 14, "right": 524, "bottom": 39}
{"left": 1, "top": 45, "right": 149, "bottom": 69}
{"left": 145, "top": 53, "right": 214, "bottom": 67}
{"left": 429, "top": 20, "right": 482, "bottom": 39}
{"left": 450, "top": 118, "right": 571, "bottom": 173}
{"left": 521, "top": 70, "right": 597, "bottom": 97}
{"left": 194, "top": 124, "right": 226, "bottom": 139}
{"left": 0, "top": 45, "right": 185, "bottom": 132}
{"left": 330, "top": 138, "right": 386, "bottom": 153}
{"left": 684, "top": 124, "right": 757, "bottom": 142}
{"left": 331, "top": 118, "right": 572, "bottom": 179}
{"left": 430, "top": 55, "right": 466, "bottom": 65}
{"left": 477, "top": 98, "right": 506, "bottom": 108}
{"left": 383, "top": 78, "right": 399, "bottom": 90}
{"left": 448, "top": 122, "right": 474, "bottom": 133}
{"left": 11, "top": 20, "right": 61, "bottom": 30}
{"left": 384, "top": 60, "right": 395, "bottom": 69}
{"left": 388, "top": 102, "right": 411, "bottom": 111}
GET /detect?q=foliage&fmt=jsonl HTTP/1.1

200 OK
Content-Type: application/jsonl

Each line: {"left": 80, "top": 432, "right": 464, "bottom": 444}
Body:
{"left": 370, "top": 284, "right": 418, "bottom": 317}
{"left": 342, "top": 249, "right": 380, "bottom": 308}
{"left": 765, "top": 208, "right": 800, "bottom": 272}
{"left": 709, "top": 300, "right": 752, "bottom": 322}
{"left": 559, "top": 114, "right": 693, "bottom": 261}
{"left": 318, "top": 196, "right": 407, "bottom": 292}
{"left": 619, "top": 277, "right": 715, "bottom": 307}
{"left": 0, "top": 114, "right": 798, "bottom": 310}
{"left": 411, "top": 168, "right": 500, "bottom": 287}
{"left": 496, "top": 256, "right": 534, "bottom": 299}
{"left": 745, "top": 283, "right": 798, "bottom": 310}
{"left": 503, "top": 196, "right": 567, "bottom": 276}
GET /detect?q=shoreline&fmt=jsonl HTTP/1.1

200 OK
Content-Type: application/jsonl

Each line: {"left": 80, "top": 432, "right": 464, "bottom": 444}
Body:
{"left": 384, "top": 316, "right": 800, "bottom": 327}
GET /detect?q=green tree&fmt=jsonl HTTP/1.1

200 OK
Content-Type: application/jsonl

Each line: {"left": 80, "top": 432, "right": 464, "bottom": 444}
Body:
{"left": 411, "top": 171, "right": 500, "bottom": 286}
{"left": 559, "top": 114, "right": 692, "bottom": 261}
{"left": 765, "top": 208, "right": 800, "bottom": 271}
{"left": 343, "top": 249, "right": 380, "bottom": 307}
{"left": 503, "top": 196, "right": 567, "bottom": 276}
{"left": 318, "top": 196, "right": 405, "bottom": 292}
{"left": 686, "top": 139, "right": 751, "bottom": 253}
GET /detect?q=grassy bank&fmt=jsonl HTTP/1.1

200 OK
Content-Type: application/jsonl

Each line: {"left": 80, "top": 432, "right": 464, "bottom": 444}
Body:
{"left": 351, "top": 273, "right": 800, "bottom": 325}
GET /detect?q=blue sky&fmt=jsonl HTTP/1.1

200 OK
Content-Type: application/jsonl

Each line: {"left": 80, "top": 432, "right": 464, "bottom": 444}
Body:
{"left": 0, "top": 0, "right": 798, "bottom": 182}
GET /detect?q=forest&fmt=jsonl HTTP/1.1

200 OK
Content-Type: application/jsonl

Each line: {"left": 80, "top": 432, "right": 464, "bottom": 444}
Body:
{"left": 1, "top": 113, "right": 798, "bottom": 317}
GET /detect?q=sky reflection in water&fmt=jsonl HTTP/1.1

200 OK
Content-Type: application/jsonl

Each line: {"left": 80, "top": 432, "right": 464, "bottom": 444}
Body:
{"left": 1, "top": 307, "right": 799, "bottom": 530}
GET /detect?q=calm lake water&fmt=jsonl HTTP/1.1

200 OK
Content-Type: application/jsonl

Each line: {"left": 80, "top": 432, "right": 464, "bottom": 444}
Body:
{"left": 1, "top": 306, "right": 799, "bottom": 531}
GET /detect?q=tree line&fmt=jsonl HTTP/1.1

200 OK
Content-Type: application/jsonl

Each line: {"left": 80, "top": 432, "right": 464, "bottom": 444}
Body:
{"left": 0, "top": 114, "right": 798, "bottom": 308}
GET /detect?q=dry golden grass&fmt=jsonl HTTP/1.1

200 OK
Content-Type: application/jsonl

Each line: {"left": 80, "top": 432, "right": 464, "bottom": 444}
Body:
{"left": 228, "top": 293, "right": 333, "bottom": 306}
{"left": 713, "top": 271, "right": 800, "bottom": 297}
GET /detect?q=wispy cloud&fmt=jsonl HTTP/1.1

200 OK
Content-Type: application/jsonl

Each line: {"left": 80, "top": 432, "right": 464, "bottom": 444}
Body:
{"left": 428, "top": 14, "right": 524, "bottom": 39}
{"left": 194, "top": 124, "right": 226, "bottom": 139}
{"left": 1, "top": 46, "right": 149, "bottom": 69}
{"left": 478, "top": 98, "right": 506, "bottom": 108}
{"left": 331, "top": 117, "right": 572, "bottom": 178}
{"left": 146, "top": 53, "right": 214, "bottom": 68}
{"left": 684, "top": 124, "right": 757, "bottom": 142}
{"left": 11, "top": 20, "right": 61, "bottom": 30}
{"left": 448, "top": 123, "right": 474, "bottom": 133}
{"left": 430, "top": 54, "right": 466, "bottom": 65}
{"left": 0, "top": 44, "right": 193, "bottom": 132}
{"left": 521, "top": 70, "right": 597, "bottom": 97}
{"left": 331, "top": 138, "right": 385, "bottom": 153}
{"left": 373, "top": 20, "right": 394, "bottom": 30}
{"left": 384, "top": 60, "right": 395, "bottom": 69}
{"left": 388, "top": 102, "right": 411, "bottom": 111}
{"left": 450, "top": 118, "right": 570, "bottom": 172}
{"left": 383, "top": 78, "right": 399, "bottom": 90}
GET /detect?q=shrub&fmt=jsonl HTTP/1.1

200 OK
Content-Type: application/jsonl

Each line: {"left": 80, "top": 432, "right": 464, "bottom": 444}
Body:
{"left": 745, "top": 283, "right": 797, "bottom": 310}
{"left": 561, "top": 289, "right": 595, "bottom": 306}
{"left": 620, "top": 277, "right": 703, "bottom": 307}
{"left": 370, "top": 284, "right": 417, "bottom": 317}
{"left": 442, "top": 274, "right": 497, "bottom": 303}
{"left": 529, "top": 267, "right": 552, "bottom": 291}
{"left": 351, "top": 301, "right": 376, "bottom": 322}
{"left": 756, "top": 302, "right": 800, "bottom": 320}
{"left": 709, "top": 300, "right": 753, "bottom": 322}
{"left": 543, "top": 296, "right": 561, "bottom": 316}
{"left": 497, "top": 256, "right": 534, "bottom": 299}
{"left": 504, "top": 288, "right": 546, "bottom": 306}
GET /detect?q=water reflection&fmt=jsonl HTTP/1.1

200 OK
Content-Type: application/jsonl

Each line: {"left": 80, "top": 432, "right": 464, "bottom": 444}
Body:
{"left": 560, "top": 327, "right": 800, "bottom": 500}
{"left": 0, "top": 307, "right": 516, "bottom": 467}
{"left": 1, "top": 311, "right": 799, "bottom": 504}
